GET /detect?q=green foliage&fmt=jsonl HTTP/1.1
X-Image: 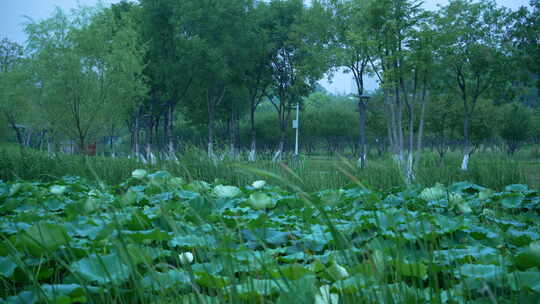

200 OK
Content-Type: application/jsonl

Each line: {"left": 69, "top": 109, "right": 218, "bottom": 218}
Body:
{"left": 500, "top": 103, "right": 533, "bottom": 154}
{"left": 1, "top": 171, "right": 540, "bottom": 302}
{"left": 24, "top": 5, "right": 147, "bottom": 151}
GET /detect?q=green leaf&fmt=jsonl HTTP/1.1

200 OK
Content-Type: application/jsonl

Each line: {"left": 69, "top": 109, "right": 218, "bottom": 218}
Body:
{"left": 393, "top": 260, "right": 428, "bottom": 280}
{"left": 0, "top": 256, "right": 17, "bottom": 278}
{"left": 229, "top": 279, "right": 280, "bottom": 299}
{"left": 70, "top": 253, "right": 130, "bottom": 284}
{"left": 169, "top": 234, "right": 216, "bottom": 248}
{"left": 17, "top": 222, "right": 70, "bottom": 255}
{"left": 271, "top": 264, "right": 313, "bottom": 280}
{"left": 333, "top": 274, "right": 372, "bottom": 294}
{"left": 510, "top": 271, "right": 540, "bottom": 292}
{"left": 6, "top": 290, "right": 38, "bottom": 304}
{"left": 515, "top": 241, "right": 540, "bottom": 269}
{"left": 505, "top": 184, "right": 529, "bottom": 193}
{"left": 500, "top": 193, "right": 525, "bottom": 209}
{"left": 122, "top": 229, "right": 171, "bottom": 242}
{"left": 456, "top": 264, "right": 502, "bottom": 280}
{"left": 195, "top": 272, "right": 230, "bottom": 288}
{"left": 142, "top": 270, "right": 191, "bottom": 291}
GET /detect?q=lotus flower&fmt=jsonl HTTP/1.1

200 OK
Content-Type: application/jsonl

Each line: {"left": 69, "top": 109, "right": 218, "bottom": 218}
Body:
{"left": 449, "top": 193, "right": 464, "bottom": 204}
{"left": 248, "top": 192, "right": 275, "bottom": 209}
{"left": 50, "top": 185, "right": 67, "bottom": 195}
{"left": 179, "top": 252, "right": 194, "bottom": 264}
{"left": 419, "top": 184, "right": 446, "bottom": 201}
{"left": 131, "top": 169, "right": 148, "bottom": 179}
{"left": 252, "top": 180, "right": 266, "bottom": 189}
{"left": 213, "top": 185, "right": 242, "bottom": 198}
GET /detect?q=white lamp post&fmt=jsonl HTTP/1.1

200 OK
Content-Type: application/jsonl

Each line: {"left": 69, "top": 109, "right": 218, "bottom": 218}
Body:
{"left": 292, "top": 102, "right": 300, "bottom": 156}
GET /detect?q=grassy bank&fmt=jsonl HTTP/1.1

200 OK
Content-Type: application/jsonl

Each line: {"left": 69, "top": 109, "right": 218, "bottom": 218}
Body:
{"left": 0, "top": 144, "right": 536, "bottom": 191}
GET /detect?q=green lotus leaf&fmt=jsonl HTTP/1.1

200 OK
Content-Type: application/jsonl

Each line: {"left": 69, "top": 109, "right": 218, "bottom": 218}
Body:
{"left": 500, "top": 193, "right": 525, "bottom": 209}
{"left": 70, "top": 253, "right": 130, "bottom": 284}
{"left": 142, "top": 270, "right": 191, "bottom": 291}
{"left": 515, "top": 241, "right": 540, "bottom": 269}
{"left": 16, "top": 222, "right": 71, "bottom": 255}
{"left": 0, "top": 256, "right": 17, "bottom": 278}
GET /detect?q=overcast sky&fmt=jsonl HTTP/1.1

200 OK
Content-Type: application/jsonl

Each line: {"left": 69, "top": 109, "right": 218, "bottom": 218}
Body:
{"left": 0, "top": 0, "right": 532, "bottom": 94}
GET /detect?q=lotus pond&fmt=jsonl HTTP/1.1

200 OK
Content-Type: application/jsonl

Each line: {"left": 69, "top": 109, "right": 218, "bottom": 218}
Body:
{"left": 1, "top": 170, "right": 540, "bottom": 303}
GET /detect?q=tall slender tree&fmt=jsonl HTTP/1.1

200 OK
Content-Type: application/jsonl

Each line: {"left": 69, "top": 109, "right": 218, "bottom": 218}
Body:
{"left": 436, "top": 0, "right": 513, "bottom": 170}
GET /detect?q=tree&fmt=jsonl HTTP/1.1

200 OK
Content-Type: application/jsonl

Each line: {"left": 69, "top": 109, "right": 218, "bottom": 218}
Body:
{"left": 266, "top": 0, "right": 331, "bottom": 161}
{"left": 329, "top": 0, "right": 376, "bottom": 168}
{"left": 363, "top": 0, "right": 428, "bottom": 182}
{"left": 244, "top": 1, "right": 275, "bottom": 161}
{"left": 500, "top": 103, "right": 532, "bottom": 155}
{"left": 436, "top": 0, "right": 513, "bottom": 170}
{"left": 137, "top": 0, "right": 203, "bottom": 158}
{"left": 0, "top": 38, "right": 27, "bottom": 145}
{"left": 25, "top": 6, "right": 147, "bottom": 154}
{"left": 510, "top": 0, "right": 540, "bottom": 89}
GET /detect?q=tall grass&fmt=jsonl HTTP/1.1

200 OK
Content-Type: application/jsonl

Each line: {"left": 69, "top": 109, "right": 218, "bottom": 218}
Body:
{"left": 0, "top": 146, "right": 535, "bottom": 191}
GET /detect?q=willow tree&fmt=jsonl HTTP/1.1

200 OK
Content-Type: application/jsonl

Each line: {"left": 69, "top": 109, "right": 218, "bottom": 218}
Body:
{"left": 25, "top": 6, "right": 147, "bottom": 153}
{"left": 0, "top": 38, "right": 27, "bottom": 145}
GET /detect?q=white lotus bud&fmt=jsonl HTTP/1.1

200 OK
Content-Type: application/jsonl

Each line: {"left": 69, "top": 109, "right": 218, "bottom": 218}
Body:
{"left": 131, "top": 169, "right": 148, "bottom": 179}
{"left": 248, "top": 192, "right": 275, "bottom": 209}
{"left": 252, "top": 180, "right": 266, "bottom": 189}
{"left": 50, "top": 185, "right": 67, "bottom": 195}
{"left": 179, "top": 252, "right": 194, "bottom": 264}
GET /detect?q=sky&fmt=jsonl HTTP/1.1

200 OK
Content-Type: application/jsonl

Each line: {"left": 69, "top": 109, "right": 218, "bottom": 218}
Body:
{"left": 0, "top": 0, "right": 532, "bottom": 95}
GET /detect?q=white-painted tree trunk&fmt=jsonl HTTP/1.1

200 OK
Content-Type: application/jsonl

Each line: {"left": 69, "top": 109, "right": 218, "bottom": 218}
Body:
{"left": 357, "top": 154, "right": 367, "bottom": 168}
{"left": 207, "top": 141, "right": 214, "bottom": 160}
{"left": 272, "top": 149, "right": 282, "bottom": 163}
{"left": 138, "top": 153, "right": 147, "bottom": 164}
{"left": 461, "top": 153, "right": 470, "bottom": 171}
{"left": 248, "top": 142, "right": 256, "bottom": 162}
{"left": 405, "top": 152, "right": 415, "bottom": 185}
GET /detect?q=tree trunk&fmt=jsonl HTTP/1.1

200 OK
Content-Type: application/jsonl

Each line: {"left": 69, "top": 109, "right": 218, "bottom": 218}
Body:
{"left": 229, "top": 109, "right": 238, "bottom": 159}
{"left": 358, "top": 100, "right": 367, "bottom": 168}
{"left": 207, "top": 101, "right": 215, "bottom": 159}
{"left": 417, "top": 89, "right": 428, "bottom": 152}
{"left": 249, "top": 105, "right": 257, "bottom": 162}
{"left": 461, "top": 111, "right": 471, "bottom": 171}
{"left": 393, "top": 86, "right": 404, "bottom": 164}
{"left": 47, "top": 131, "right": 55, "bottom": 157}
{"left": 8, "top": 120, "right": 24, "bottom": 146}
{"left": 25, "top": 129, "right": 32, "bottom": 147}
{"left": 133, "top": 109, "right": 141, "bottom": 159}
{"left": 273, "top": 118, "right": 286, "bottom": 163}
{"left": 405, "top": 106, "right": 415, "bottom": 185}
{"left": 78, "top": 134, "right": 86, "bottom": 155}
{"left": 167, "top": 103, "right": 175, "bottom": 155}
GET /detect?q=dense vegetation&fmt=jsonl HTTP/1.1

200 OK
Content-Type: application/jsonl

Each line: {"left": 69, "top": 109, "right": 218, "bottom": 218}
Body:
{"left": 1, "top": 170, "right": 540, "bottom": 303}
{"left": 1, "top": 0, "right": 540, "bottom": 177}
{"left": 2, "top": 0, "right": 540, "bottom": 302}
